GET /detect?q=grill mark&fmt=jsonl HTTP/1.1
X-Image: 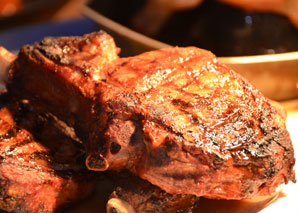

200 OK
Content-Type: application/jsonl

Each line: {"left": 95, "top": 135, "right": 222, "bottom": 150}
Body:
{"left": 177, "top": 107, "right": 207, "bottom": 130}
{"left": 145, "top": 114, "right": 185, "bottom": 147}
{"left": 173, "top": 95, "right": 257, "bottom": 150}
{"left": 146, "top": 106, "right": 204, "bottom": 144}
{"left": 173, "top": 106, "right": 226, "bottom": 149}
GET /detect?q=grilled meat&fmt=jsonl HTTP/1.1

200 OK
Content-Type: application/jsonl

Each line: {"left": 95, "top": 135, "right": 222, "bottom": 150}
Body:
{"left": 0, "top": 93, "right": 94, "bottom": 212}
{"left": 0, "top": 47, "right": 16, "bottom": 84}
{"left": 7, "top": 31, "right": 119, "bottom": 143}
{"left": 7, "top": 31, "right": 296, "bottom": 199}
{"left": 107, "top": 171, "right": 198, "bottom": 213}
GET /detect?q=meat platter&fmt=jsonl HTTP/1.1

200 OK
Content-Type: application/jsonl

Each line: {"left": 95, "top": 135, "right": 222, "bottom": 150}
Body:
{"left": 0, "top": 31, "right": 297, "bottom": 212}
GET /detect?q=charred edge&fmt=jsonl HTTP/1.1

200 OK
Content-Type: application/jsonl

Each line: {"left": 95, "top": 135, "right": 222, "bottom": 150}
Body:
{"left": 152, "top": 118, "right": 184, "bottom": 140}
{"left": 106, "top": 93, "right": 138, "bottom": 112}
{"left": 0, "top": 128, "right": 16, "bottom": 141}
{"left": 172, "top": 99, "right": 192, "bottom": 108}
{"left": 29, "top": 151, "right": 50, "bottom": 161}
{"left": 36, "top": 46, "right": 62, "bottom": 63}
{"left": 35, "top": 45, "right": 91, "bottom": 78}
{"left": 7, "top": 136, "right": 33, "bottom": 152}
{"left": 265, "top": 162, "right": 279, "bottom": 178}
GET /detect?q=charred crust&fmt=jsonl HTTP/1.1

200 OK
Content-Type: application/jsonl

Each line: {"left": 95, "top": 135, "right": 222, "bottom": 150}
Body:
{"left": 0, "top": 128, "right": 15, "bottom": 141}
{"left": 6, "top": 136, "right": 32, "bottom": 153}
{"left": 29, "top": 151, "right": 50, "bottom": 161}
{"left": 8, "top": 37, "right": 295, "bottom": 201}
{"left": 172, "top": 99, "right": 192, "bottom": 108}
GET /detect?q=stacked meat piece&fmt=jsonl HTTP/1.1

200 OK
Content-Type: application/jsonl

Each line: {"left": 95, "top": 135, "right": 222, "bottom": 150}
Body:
{"left": 0, "top": 33, "right": 199, "bottom": 212}
{"left": 0, "top": 92, "right": 95, "bottom": 212}
{"left": 0, "top": 31, "right": 295, "bottom": 211}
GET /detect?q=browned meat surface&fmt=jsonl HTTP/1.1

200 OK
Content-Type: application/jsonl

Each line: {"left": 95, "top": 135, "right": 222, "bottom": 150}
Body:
{"left": 7, "top": 31, "right": 119, "bottom": 142}
{"left": 7, "top": 31, "right": 296, "bottom": 200}
{"left": 0, "top": 47, "right": 16, "bottom": 84}
{"left": 107, "top": 171, "right": 198, "bottom": 213}
{"left": 0, "top": 93, "right": 94, "bottom": 212}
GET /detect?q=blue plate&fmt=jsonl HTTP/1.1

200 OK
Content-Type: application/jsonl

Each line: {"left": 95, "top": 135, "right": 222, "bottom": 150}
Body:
{"left": 0, "top": 16, "right": 99, "bottom": 53}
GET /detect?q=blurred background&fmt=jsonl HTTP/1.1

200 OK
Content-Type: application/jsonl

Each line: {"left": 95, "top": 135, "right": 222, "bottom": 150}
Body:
{"left": 89, "top": 0, "right": 298, "bottom": 57}
{"left": 1, "top": 0, "right": 298, "bottom": 55}
{"left": 0, "top": 0, "right": 96, "bottom": 53}
{"left": 0, "top": 0, "right": 298, "bottom": 100}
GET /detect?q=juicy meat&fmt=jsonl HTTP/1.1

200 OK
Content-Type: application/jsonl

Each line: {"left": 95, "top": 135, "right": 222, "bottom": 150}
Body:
{"left": 0, "top": 93, "right": 94, "bottom": 212}
{"left": 7, "top": 31, "right": 119, "bottom": 142}
{"left": 0, "top": 47, "right": 16, "bottom": 84}
{"left": 107, "top": 171, "right": 198, "bottom": 213}
{"left": 7, "top": 31, "right": 296, "bottom": 199}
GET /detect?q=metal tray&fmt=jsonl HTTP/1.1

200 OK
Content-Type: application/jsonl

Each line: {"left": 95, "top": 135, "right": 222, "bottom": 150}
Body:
{"left": 83, "top": 5, "right": 298, "bottom": 101}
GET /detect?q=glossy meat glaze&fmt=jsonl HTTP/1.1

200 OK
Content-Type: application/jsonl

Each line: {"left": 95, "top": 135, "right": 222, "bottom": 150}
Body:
{"left": 0, "top": 93, "right": 94, "bottom": 212}
{"left": 7, "top": 31, "right": 296, "bottom": 199}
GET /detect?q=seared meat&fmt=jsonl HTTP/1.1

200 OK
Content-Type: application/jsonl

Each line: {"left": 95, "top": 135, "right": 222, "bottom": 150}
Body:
{"left": 7, "top": 31, "right": 119, "bottom": 143}
{"left": 7, "top": 31, "right": 296, "bottom": 199}
{"left": 107, "top": 171, "right": 198, "bottom": 213}
{"left": 0, "top": 47, "right": 16, "bottom": 84}
{"left": 0, "top": 93, "right": 94, "bottom": 212}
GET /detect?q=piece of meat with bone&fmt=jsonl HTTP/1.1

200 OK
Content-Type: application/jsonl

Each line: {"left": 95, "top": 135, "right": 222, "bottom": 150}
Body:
{"left": 7, "top": 31, "right": 119, "bottom": 143}
{"left": 7, "top": 31, "right": 296, "bottom": 200}
{"left": 0, "top": 92, "right": 95, "bottom": 212}
{"left": 106, "top": 171, "right": 198, "bottom": 213}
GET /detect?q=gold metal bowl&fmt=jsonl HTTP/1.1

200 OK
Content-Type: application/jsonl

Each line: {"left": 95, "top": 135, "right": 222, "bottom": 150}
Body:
{"left": 83, "top": 6, "right": 298, "bottom": 101}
